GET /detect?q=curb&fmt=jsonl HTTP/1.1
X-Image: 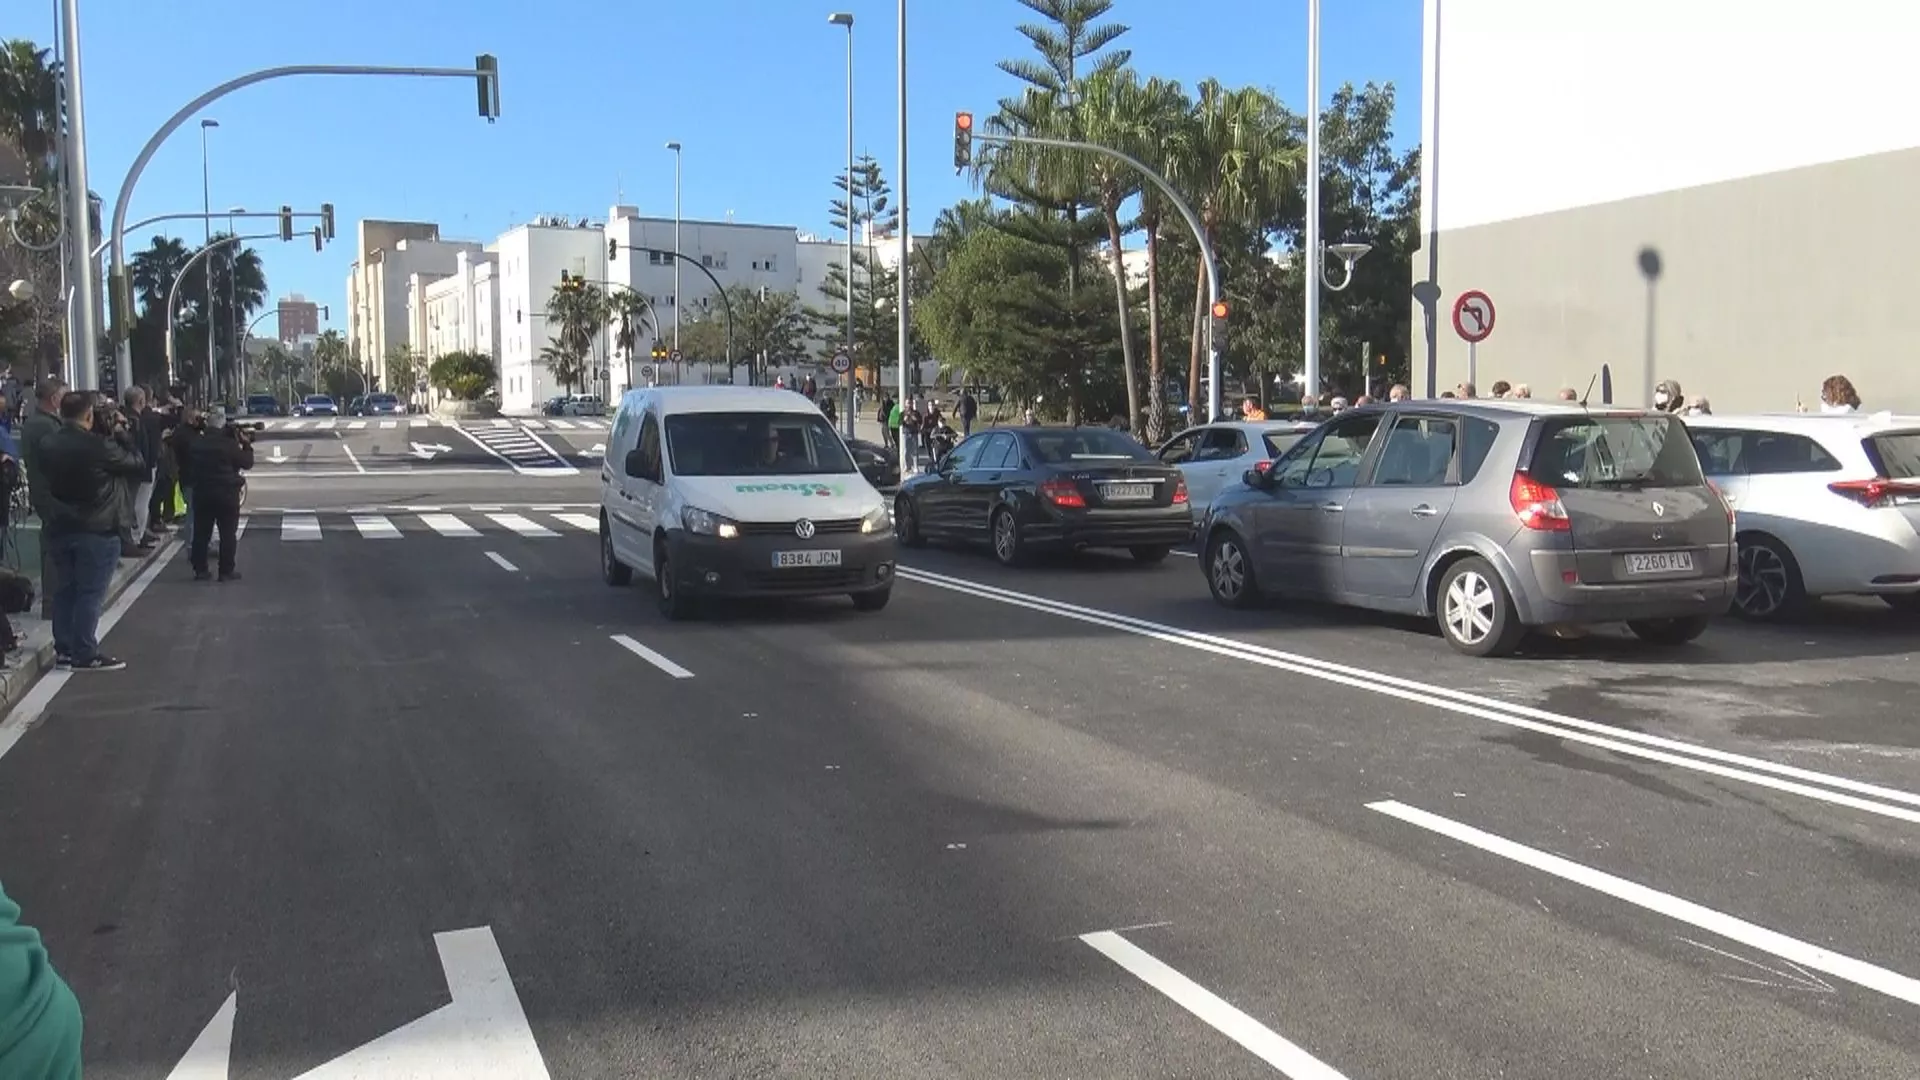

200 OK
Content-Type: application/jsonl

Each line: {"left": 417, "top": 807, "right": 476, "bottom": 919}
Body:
{"left": 0, "top": 539, "right": 177, "bottom": 720}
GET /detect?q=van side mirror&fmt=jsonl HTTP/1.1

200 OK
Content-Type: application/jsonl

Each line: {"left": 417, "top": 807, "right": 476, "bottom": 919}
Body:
{"left": 624, "top": 448, "right": 650, "bottom": 480}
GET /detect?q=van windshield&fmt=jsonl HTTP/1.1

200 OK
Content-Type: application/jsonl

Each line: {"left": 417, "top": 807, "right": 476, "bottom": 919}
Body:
{"left": 1528, "top": 414, "right": 1704, "bottom": 489}
{"left": 665, "top": 412, "right": 857, "bottom": 477}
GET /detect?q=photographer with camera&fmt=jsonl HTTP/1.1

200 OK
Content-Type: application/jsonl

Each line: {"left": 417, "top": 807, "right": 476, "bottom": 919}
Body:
{"left": 184, "top": 405, "right": 253, "bottom": 582}
{"left": 123, "top": 386, "right": 167, "bottom": 546}
{"left": 38, "top": 391, "right": 149, "bottom": 671}
{"left": 87, "top": 395, "right": 150, "bottom": 560}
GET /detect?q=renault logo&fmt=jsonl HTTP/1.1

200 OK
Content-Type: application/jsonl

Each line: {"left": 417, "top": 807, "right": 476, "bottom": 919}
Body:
{"left": 1652, "top": 501, "right": 1666, "bottom": 517}
{"left": 794, "top": 519, "right": 816, "bottom": 539}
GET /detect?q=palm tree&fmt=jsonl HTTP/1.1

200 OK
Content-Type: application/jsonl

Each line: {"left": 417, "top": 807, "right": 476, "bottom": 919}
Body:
{"left": 313, "top": 329, "right": 348, "bottom": 372}
{"left": 605, "top": 286, "right": 653, "bottom": 382}
{"left": 130, "top": 236, "right": 192, "bottom": 314}
{"left": 1074, "top": 66, "right": 1158, "bottom": 436}
{"left": 539, "top": 340, "right": 586, "bottom": 394}
{"left": 545, "top": 280, "right": 605, "bottom": 391}
{"left": 0, "top": 40, "right": 60, "bottom": 180}
{"left": 1167, "top": 80, "right": 1298, "bottom": 414}
{"left": 1130, "top": 75, "right": 1190, "bottom": 441}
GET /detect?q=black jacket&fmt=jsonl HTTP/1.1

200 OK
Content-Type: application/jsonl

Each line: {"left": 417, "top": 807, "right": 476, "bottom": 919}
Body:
{"left": 38, "top": 421, "right": 149, "bottom": 535}
{"left": 184, "top": 428, "right": 254, "bottom": 495}
{"left": 135, "top": 407, "right": 166, "bottom": 480}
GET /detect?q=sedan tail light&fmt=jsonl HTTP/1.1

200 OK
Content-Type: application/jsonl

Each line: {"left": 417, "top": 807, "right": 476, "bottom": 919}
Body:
{"left": 1509, "top": 472, "right": 1571, "bottom": 532}
{"left": 1706, "top": 480, "right": 1735, "bottom": 525}
{"left": 1039, "top": 478, "right": 1086, "bottom": 508}
{"left": 1172, "top": 477, "right": 1189, "bottom": 504}
{"left": 1829, "top": 478, "right": 1920, "bottom": 509}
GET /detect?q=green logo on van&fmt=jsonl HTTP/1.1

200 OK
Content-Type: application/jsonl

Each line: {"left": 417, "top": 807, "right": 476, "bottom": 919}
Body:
{"left": 733, "top": 482, "right": 845, "bottom": 497}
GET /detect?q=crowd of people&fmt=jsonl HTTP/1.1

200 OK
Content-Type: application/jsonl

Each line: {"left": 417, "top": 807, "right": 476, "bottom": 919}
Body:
{"left": 2, "top": 377, "right": 256, "bottom": 673}
{"left": 1247, "top": 372, "right": 1869, "bottom": 422}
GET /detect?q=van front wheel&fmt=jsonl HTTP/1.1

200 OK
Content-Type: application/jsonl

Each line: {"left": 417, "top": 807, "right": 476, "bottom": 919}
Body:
{"left": 654, "top": 543, "right": 696, "bottom": 621}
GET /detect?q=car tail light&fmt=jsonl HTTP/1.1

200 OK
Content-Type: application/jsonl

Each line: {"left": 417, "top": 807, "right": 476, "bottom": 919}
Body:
{"left": 1706, "top": 480, "right": 1735, "bottom": 525}
{"left": 1829, "top": 478, "right": 1920, "bottom": 509}
{"left": 1253, "top": 459, "right": 1274, "bottom": 474}
{"left": 1040, "top": 478, "right": 1086, "bottom": 508}
{"left": 1509, "top": 472, "right": 1570, "bottom": 532}
{"left": 1172, "top": 477, "right": 1189, "bottom": 504}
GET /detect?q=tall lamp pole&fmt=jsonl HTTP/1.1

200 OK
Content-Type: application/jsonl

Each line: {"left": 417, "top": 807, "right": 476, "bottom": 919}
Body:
{"left": 57, "top": 0, "right": 98, "bottom": 390}
{"left": 665, "top": 140, "right": 683, "bottom": 380}
{"left": 1303, "top": 0, "right": 1323, "bottom": 402}
{"left": 200, "top": 119, "right": 218, "bottom": 399}
{"left": 896, "top": 0, "right": 910, "bottom": 447}
{"left": 829, "top": 12, "right": 856, "bottom": 436}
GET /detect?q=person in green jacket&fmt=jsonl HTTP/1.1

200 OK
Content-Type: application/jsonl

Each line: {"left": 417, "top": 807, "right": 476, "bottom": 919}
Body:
{"left": 19, "top": 377, "right": 68, "bottom": 621}
{"left": 0, "top": 880, "right": 83, "bottom": 1079}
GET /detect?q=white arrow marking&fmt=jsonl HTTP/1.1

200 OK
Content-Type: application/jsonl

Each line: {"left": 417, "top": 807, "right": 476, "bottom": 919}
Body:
{"left": 578, "top": 443, "right": 605, "bottom": 458}
{"left": 166, "top": 926, "right": 549, "bottom": 1080}
{"left": 411, "top": 441, "right": 453, "bottom": 460}
{"left": 267, "top": 445, "right": 286, "bottom": 464}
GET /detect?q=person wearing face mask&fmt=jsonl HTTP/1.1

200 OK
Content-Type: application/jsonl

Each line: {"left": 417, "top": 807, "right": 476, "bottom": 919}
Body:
{"left": 1651, "top": 379, "right": 1685, "bottom": 413}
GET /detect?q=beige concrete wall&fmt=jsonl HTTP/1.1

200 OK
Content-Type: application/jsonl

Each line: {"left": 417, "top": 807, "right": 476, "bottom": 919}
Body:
{"left": 1412, "top": 147, "right": 1920, "bottom": 413}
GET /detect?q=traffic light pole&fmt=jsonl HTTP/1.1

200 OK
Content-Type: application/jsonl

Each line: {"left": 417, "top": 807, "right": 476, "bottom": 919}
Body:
{"left": 971, "top": 130, "right": 1225, "bottom": 422}
{"left": 610, "top": 242, "right": 734, "bottom": 382}
{"left": 93, "top": 208, "right": 331, "bottom": 260}
{"left": 163, "top": 230, "right": 282, "bottom": 398}
{"left": 105, "top": 59, "right": 501, "bottom": 395}
{"left": 568, "top": 274, "right": 660, "bottom": 394}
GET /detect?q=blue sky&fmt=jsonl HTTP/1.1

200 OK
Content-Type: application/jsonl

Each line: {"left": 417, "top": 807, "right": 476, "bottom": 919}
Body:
{"left": 31, "top": 0, "right": 1419, "bottom": 329}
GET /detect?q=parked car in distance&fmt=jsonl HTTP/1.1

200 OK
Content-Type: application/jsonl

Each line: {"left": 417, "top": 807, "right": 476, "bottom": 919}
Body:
{"left": 563, "top": 394, "right": 607, "bottom": 417}
{"left": 293, "top": 394, "right": 338, "bottom": 417}
{"left": 244, "top": 393, "right": 282, "bottom": 417}
{"left": 541, "top": 395, "right": 570, "bottom": 417}
{"left": 1683, "top": 412, "right": 1920, "bottom": 619}
{"left": 894, "top": 426, "right": 1192, "bottom": 566}
{"left": 1157, "top": 419, "right": 1320, "bottom": 511}
{"left": 1199, "top": 400, "right": 1736, "bottom": 656}
{"left": 362, "top": 392, "right": 405, "bottom": 417}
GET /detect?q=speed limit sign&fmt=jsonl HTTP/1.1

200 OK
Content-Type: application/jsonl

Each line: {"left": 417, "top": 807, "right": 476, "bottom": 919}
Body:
{"left": 640, "top": 364, "right": 653, "bottom": 379}
{"left": 830, "top": 350, "right": 852, "bottom": 374}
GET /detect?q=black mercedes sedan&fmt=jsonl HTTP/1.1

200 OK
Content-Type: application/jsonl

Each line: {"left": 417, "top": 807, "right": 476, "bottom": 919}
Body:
{"left": 894, "top": 426, "right": 1192, "bottom": 566}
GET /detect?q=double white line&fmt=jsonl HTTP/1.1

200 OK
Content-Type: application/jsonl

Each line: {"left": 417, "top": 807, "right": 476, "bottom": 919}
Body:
{"left": 894, "top": 566, "right": 1920, "bottom": 826}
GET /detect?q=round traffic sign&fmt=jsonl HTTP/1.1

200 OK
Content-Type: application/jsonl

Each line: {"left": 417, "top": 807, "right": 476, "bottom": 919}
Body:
{"left": 669, "top": 349, "right": 683, "bottom": 362}
{"left": 830, "top": 351, "right": 852, "bottom": 374}
{"left": 640, "top": 364, "right": 654, "bottom": 379}
{"left": 1451, "top": 290, "right": 1496, "bottom": 344}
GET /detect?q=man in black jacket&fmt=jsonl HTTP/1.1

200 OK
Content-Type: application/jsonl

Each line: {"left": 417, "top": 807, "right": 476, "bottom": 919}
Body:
{"left": 185, "top": 407, "right": 253, "bottom": 582}
{"left": 39, "top": 392, "right": 149, "bottom": 671}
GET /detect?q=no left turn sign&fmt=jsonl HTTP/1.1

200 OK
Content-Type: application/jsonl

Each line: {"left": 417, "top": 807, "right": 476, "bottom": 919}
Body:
{"left": 1451, "top": 291, "right": 1496, "bottom": 344}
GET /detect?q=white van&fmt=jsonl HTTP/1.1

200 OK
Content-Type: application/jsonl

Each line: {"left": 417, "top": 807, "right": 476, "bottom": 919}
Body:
{"left": 598, "top": 386, "right": 899, "bottom": 619}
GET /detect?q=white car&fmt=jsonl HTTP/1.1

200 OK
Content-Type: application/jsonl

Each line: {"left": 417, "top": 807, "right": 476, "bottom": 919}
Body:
{"left": 1155, "top": 419, "right": 1319, "bottom": 510}
{"left": 598, "top": 385, "right": 898, "bottom": 619}
{"left": 1684, "top": 412, "right": 1920, "bottom": 619}
{"left": 563, "top": 394, "right": 607, "bottom": 417}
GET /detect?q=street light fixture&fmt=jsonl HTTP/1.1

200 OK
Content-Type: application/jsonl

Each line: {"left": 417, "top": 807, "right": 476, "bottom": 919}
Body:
{"left": 1323, "top": 241, "right": 1373, "bottom": 290}
{"left": 7, "top": 280, "right": 33, "bottom": 304}
{"left": 665, "top": 140, "right": 682, "bottom": 373}
{"left": 829, "top": 11, "right": 856, "bottom": 433}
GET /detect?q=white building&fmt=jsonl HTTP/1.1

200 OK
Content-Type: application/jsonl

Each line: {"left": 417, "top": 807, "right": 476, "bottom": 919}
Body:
{"left": 344, "top": 220, "right": 484, "bottom": 393}
{"left": 409, "top": 249, "right": 500, "bottom": 383}
{"left": 1415, "top": 0, "right": 1920, "bottom": 411}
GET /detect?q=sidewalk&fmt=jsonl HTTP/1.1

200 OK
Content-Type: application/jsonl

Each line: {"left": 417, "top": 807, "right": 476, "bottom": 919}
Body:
{"left": 0, "top": 538, "right": 174, "bottom": 723}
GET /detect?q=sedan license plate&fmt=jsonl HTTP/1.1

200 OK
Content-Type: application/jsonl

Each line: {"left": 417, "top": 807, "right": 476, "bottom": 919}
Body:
{"left": 1625, "top": 551, "right": 1694, "bottom": 574}
{"left": 773, "top": 549, "right": 843, "bottom": 569}
{"left": 1101, "top": 482, "right": 1155, "bottom": 501}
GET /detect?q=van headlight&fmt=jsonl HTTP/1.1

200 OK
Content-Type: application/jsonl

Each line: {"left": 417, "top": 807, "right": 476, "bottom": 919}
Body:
{"left": 682, "top": 506, "right": 739, "bottom": 539}
{"left": 860, "top": 505, "right": 893, "bottom": 534}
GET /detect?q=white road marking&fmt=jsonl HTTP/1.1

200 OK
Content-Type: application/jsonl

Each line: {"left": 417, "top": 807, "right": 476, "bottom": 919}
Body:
{"left": 281, "top": 515, "right": 322, "bottom": 541}
{"left": 547, "top": 419, "right": 575, "bottom": 429}
{"left": 340, "top": 443, "right": 367, "bottom": 474}
{"left": 163, "top": 986, "right": 233, "bottom": 1080}
{"left": 352, "top": 515, "right": 402, "bottom": 539}
{"left": 894, "top": 567, "right": 1920, "bottom": 825}
{"left": 282, "top": 420, "right": 308, "bottom": 430}
{"left": 0, "top": 543, "right": 180, "bottom": 761}
{"left": 247, "top": 468, "right": 511, "bottom": 480}
{"left": 316, "top": 419, "right": 337, "bottom": 430}
{"left": 490, "top": 418, "right": 511, "bottom": 428}
{"left": 347, "top": 420, "right": 367, "bottom": 430}
{"left": 553, "top": 512, "right": 598, "bottom": 532}
{"left": 1082, "top": 931, "right": 1350, "bottom": 1078}
{"left": 487, "top": 513, "right": 556, "bottom": 537}
{"left": 379, "top": 420, "right": 398, "bottom": 429}
{"left": 611, "top": 634, "right": 695, "bottom": 679}
{"left": 420, "top": 513, "right": 480, "bottom": 538}
{"left": 484, "top": 551, "right": 519, "bottom": 572}
{"left": 410, "top": 417, "right": 432, "bottom": 427}
{"left": 471, "top": 505, "right": 504, "bottom": 512}
{"left": 1370, "top": 800, "right": 1920, "bottom": 1007}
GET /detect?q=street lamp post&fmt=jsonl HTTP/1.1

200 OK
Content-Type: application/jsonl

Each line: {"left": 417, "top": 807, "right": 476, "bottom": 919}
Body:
{"left": 200, "top": 119, "right": 219, "bottom": 401}
{"left": 1302, "top": 0, "right": 1372, "bottom": 404}
{"left": 665, "top": 141, "right": 683, "bottom": 379}
{"left": 830, "top": 12, "right": 857, "bottom": 437}
{"left": 896, "top": 0, "right": 911, "bottom": 452}
{"left": 57, "top": 0, "right": 98, "bottom": 391}
{"left": 223, "top": 206, "right": 245, "bottom": 401}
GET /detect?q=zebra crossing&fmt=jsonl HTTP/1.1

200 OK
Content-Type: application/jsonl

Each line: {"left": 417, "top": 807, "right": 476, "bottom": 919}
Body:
{"left": 453, "top": 422, "right": 579, "bottom": 473}
{"left": 254, "top": 417, "right": 610, "bottom": 432}
{"left": 246, "top": 507, "right": 602, "bottom": 542}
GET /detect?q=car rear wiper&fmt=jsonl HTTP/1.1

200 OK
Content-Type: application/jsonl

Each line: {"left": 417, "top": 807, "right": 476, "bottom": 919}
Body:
{"left": 1588, "top": 475, "right": 1651, "bottom": 488}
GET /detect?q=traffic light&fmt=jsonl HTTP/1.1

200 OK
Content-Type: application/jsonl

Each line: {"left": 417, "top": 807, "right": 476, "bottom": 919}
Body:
{"left": 954, "top": 111, "right": 973, "bottom": 170}
{"left": 1210, "top": 299, "right": 1229, "bottom": 351}
{"left": 278, "top": 205, "right": 294, "bottom": 242}
{"left": 320, "top": 202, "right": 336, "bottom": 240}
{"left": 608, "top": 238, "right": 619, "bottom": 261}
{"left": 312, "top": 225, "right": 324, "bottom": 252}
{"left": 651, "top": 343, "right": 669, "bottom": 361}
{"left": 475, "top": 53, "right": 500, "bottom": 121}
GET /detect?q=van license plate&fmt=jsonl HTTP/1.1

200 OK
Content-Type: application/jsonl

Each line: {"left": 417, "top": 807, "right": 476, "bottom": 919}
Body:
{"left": 1625, "top": 551, "right": 1694, "bottom": 574}
{"left": 773, "top": 549, "right": 843, "bottom": 568}
{"left": 1102, "top": 483, "right": 1154, "bottom": 501}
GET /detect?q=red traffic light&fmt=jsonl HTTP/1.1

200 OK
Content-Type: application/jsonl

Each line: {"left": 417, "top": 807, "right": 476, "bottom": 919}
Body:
{"left": 1210, "top": 301, "right": 1229, "bottom": 319}
{"left": 955, "top": 111, "right": 973, "bottom": 131}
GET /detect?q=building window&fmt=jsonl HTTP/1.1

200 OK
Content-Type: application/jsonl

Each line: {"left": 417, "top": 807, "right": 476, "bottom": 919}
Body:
{"left": 701, "top": 252, "right": 727, "bottom": 269}
{"left": 648, "top": 250, "right": 668, "bottom": 266}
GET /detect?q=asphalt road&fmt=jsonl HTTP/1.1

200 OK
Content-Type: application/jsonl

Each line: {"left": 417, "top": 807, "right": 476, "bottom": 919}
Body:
{"left": 243, "top": 416, "right": 609, "bottom": 478}
{"left": 2, "top": 477, "right": 1918, "bottom": 1078}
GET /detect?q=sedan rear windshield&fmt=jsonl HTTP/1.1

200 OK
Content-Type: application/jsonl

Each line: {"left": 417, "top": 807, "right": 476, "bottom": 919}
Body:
{"left": 1025, "top": 428, "right": 1153, "bottom": 464}
{"left": 304, "top": 396, "right": 333, "bottom": 404}
{"left": 1866, "top": 432, "right": 1920, "bottom": 479}
{"left": 367, "top": 394, "right": 399, "bottom": 405}
{"left": 1528, "top": 414, "right": 1704, "bottom": 489}
{"left": 664, "top": 412, "right": 856, "bottom": 477}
